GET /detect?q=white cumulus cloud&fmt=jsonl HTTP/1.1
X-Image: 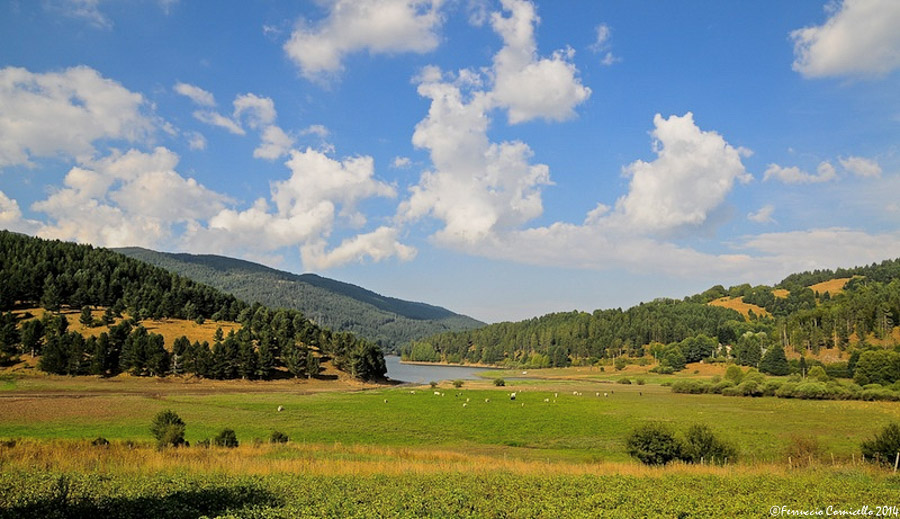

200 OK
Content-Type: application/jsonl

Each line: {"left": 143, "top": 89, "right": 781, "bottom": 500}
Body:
{"left": 284, "top": 0, "right": 445, "bottom": 81}
{"left": 748, "top": 204, "right": 776, "bottom": 224}
{"left": 610, "top": 112, "right": 751, "bottom": 233}
{"left": 489, "top": 0, "right": 591, "bottom": 123}
{"left": 839, "top": 155, "right": 882, "bottom": 177}
{"left": 31, "top": 147, "right": 229, "bottom": 248}
{"left": 763, "top": 161, "right": 837, "bottom": 184}
{"left": 301, "top": 226, "right": 417, "bottom": 270}
{"left": 0, "top": 66, "right": 156, "bottom": 168}
{"left": 791, "top": 0, "right": 900, "bottom": 78}
{"left": 174, "top": 82, "right": 216, "bottom": 107}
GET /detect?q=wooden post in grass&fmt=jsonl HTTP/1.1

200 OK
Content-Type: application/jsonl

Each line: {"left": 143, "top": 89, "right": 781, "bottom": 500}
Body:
{"left": 894, "top": 452, "right": 899, "bottom": 473}
{"left": 788, "top": 456, "right": 792, "bottom": 469}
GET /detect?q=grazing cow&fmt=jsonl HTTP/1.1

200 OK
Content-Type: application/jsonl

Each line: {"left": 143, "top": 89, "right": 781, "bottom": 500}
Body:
{"left": 510, "top": 392, "right": 517, "bottom": 401}
{"left": 277, "top": 405, "right": 284, "bottom": 412}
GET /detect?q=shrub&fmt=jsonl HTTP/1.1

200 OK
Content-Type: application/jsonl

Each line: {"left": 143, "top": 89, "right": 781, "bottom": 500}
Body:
{"left": 656, "top": 366, "right": 675, "bottom": 375}
{"left": 626, "top": 423, "right": 683, "bottom": 465}
{"left": 807, "top": 366, "right": 829, "bottom": 383}
{"left": 635, "top": 378, "right": 645, "bottom": 386}
{"left": 614, "top": 358, "right": 627, "bottom": 371}
{"left": 214, "top": 428, "right": 239, "bottom": 448}
{"left": 429, "top": 381, "right": 438, "bottom": 389}
{"left": 196, "top": 438, "right": 211, "bottom": 448}
{"left": 270, "top": 431, "right": 289, "bottom": 444}
{"left": 724, "top": 365, "right": 744, "bottom": 384}
{"left": 617, "top": 378, "right": 632, "bottom": 385}
{"left": 736, "top": 379, "right": 763, "bottom": 397}
{"left": 861, "top": 423, "right": 900, "bottom": 466}
{"left": 90, "top": 437, "right": 110, "bottom": 447}
{"left": 785, "top": 435, "right": 821, "bottom": 466}
{"left": 710, "top": 380, "right": 735, "bottom": 394}
{"left": 681, "top": 424, "right": 737, "bottom": 464}
{"left": 493, "top": 378, "right": 505, "bottom": 387}
{"left": 671, "top": 380, "right": 710, "bottom": 394}
{"left": 761, "top": 380, "right": 783, "bottom": 396}
{"left": 793, "top": 382, "right": 829, "bottom": 400}
{"left": 452, "top": 380, "right": 464, "bottom": 388}
{"left": 150, "top": 410, "right": 185, "bottom": 448}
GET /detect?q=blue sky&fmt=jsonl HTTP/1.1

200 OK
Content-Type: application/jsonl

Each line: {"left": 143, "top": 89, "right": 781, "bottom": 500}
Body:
{"left": 1, "top": 0, "right": 899, "bottom": 323}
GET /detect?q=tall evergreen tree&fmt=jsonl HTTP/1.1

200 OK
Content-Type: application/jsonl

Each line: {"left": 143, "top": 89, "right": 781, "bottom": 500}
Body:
{"left": 759, "top": 344, "right": 790, "bottom": 376}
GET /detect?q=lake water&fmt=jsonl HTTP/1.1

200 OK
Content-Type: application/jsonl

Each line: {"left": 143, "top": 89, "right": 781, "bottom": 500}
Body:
{"left": 384, "top": 356, "right": 494, "bottom": 383}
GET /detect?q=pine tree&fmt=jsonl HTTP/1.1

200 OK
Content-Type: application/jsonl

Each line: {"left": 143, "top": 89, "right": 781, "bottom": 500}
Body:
{"left": 759, "top": 343, "right": 790, "bottom": 376}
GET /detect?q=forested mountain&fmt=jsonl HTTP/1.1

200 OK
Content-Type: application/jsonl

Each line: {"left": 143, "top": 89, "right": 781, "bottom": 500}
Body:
{"left": 115, "top": 247, "right": 484, "bottom": 350}
{"left": 0, "top": 231, "right": 386, "bottom": 381}
{"left": 406, "top": 258, "right": 900, "bottom": 377}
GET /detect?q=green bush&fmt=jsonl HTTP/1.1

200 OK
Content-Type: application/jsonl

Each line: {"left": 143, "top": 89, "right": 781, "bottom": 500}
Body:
{"left": 617, "top": 378, "right": 632, "bottom": 385}
{"left": 214, "top": 428, "right": 239, "bottom": 448}
{"left": 626, "top": 423, "right": 682, "bottom": 465}
{"left": 635, "top": 378, "right": 645, "bottom": 386}
{"left": 90, "top": 437, "right": 109, "bottom": 447}
{"left": 724, "top": 365, "right": 744, "bottom": 384}
{"left": 671, "top": 380, "right": 710, "bottom": 394}
{"left": 150, "top": 410, "right": 185, "bottom": 448}
{"left": 861, "top": 422, "right": 900, "bottom": 465}
{"left": 452, "top": 380, "right": 464, "bottom": 388}
{"left": 270, "top": 431, "right": 289, "bottom": 444}
{"left": 710, "top": 380, "right": 735, "bottom": 394}
{"left": 681, "top": 424, "right": 737, "bottom": 464}
{"left": 493, "top": 378, "right": 505, "bottom": 387}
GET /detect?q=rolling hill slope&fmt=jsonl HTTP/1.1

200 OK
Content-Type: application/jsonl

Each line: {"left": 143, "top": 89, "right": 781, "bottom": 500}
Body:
{"left": 114, "top": 248, "right": 484, "bottom": 350}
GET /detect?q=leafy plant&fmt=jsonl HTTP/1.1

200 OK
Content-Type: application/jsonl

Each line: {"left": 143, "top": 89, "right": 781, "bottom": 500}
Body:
{"left": 150, "top": 410, "right": 185, "bottom": 448}
{"left": 681, "top": 424, "right": 736, "bottom": 464}
{"left": 861, "top": 422, "right": 900, "bottom": 466}
{"left": 214, "top": 428, "right": 239, "bottom": 448}
{"left": 626, "top": 423, "right": 682, "bottom": 465}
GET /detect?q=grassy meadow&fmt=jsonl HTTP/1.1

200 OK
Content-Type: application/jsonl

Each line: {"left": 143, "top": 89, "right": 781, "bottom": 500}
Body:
{"left": 2, "top": 364, "right": 899, "bottom": 517}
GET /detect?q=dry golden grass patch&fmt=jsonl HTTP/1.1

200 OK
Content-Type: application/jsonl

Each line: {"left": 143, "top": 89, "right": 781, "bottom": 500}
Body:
{"left": 708, "top": 296, "right": 769, "bottom": 320}
{"left": 12, "top": 306, "right": 241, "bottom": 348}
{"left": 0, "top": 439, "right": 858, "bottom": 478}
{"left": 772, "top": 288, "right": 790, "bottom": 298}
{"left": 809, "top": 277, "right": 854, "bottom": 297}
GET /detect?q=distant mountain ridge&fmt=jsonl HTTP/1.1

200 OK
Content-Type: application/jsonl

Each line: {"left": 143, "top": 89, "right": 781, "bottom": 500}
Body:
{"left": 114, "top": 248, "right": 485, "bottom": 349}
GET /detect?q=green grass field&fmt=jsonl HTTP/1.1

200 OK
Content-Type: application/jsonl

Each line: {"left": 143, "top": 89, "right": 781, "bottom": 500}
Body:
{"left": 2, "top": 371, "right": 899, "bottom": 518}
{"left": 2, "top": 374, "right": 898, "bottom": 463}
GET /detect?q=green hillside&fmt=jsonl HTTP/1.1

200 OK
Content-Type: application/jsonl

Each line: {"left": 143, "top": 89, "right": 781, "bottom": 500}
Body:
{"left": 114, "top": 247, "right": 484, "bottom": 350}
{"left": 0, "top": 231, "right": 386, "bottom": 381}
{"left": 407, "top": 258, "right": 900, "bottom": 380}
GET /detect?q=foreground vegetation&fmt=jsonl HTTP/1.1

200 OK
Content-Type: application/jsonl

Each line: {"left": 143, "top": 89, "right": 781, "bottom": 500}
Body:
{"left": 2, "top": 372, "right": 899, "bottom": 463}
{"left": 2, "top": 366, "right": 899, "bottom": 517}
{"left": 1, "top": 461, "right": 897, "bottom": 518}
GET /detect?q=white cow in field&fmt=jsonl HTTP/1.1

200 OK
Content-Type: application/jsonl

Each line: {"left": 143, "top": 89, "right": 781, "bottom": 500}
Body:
{"left": 510, "top": 392, "right": 517, "bottom": 401}
{"left": 277, "top": 405, "right": 284, "bottom": 412}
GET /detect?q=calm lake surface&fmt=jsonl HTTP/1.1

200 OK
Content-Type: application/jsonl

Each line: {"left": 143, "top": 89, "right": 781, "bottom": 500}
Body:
{"left": 384, "top": 356, "right": 494, "bottom": 383}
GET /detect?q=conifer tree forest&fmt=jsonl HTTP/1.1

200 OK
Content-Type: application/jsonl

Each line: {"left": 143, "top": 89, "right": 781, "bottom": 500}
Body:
{"left": 0, "top": 231, "right": 386, "bottom": 381}
{"left": 404, "top": 258, "right": 900, "bottom": 386}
